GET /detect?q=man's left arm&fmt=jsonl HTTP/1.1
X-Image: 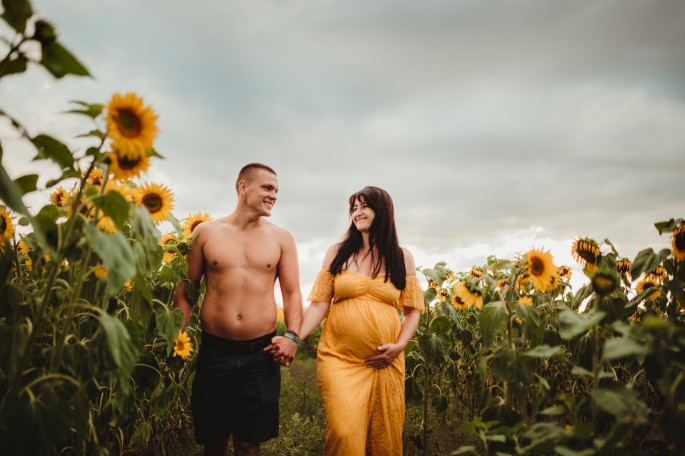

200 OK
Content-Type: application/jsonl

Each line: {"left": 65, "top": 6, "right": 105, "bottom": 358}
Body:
{"left": 267, "top": 229, "right": 303, "bottom": 365}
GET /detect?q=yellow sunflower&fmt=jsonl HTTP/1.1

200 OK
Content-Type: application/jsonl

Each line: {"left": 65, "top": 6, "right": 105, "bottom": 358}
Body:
{"left": 452, "top": 281, "right": 483, "bottom": 309}
{"left": 469, "top": 267, "right": 484, "bottom": 278}
{"left": 647, "top": 266, "right": 667, "bottom": 283}
{"left": 616, "top": 258, "right": 631, "bottom": 276}
{"left": 525, "top": 248, "right": 557, "bottom": 292}
{"left": 450, "top": 292, "right": 469, "bottom": 310}
{"left": 636, "top": 278, "right": 661, "bottom": 301}
{"left": 17, "top": 240, "right": 31, "bottom": 270}
{"left": 159, "top": 233, "right": 177, "bottom": 263}
{"left": 427, "top": 279, "right": 438, "bottom": 290}
{"left": 277, "top": 306, "right": 285, "bottom": 323}
{"left": 549, "top": 273, "right": 560, "bottom": 290}
{"left": 106, "top": 92, "right": 158, "bottom": 159}
{"left": 516, "top": 272, "right": 531, "bottom": 291}
{"left": 173, "top": 331, "right": 194, "bottom": 361}
{"left": 572, "top": 238, "right": 600, "bottom": 266}
{"left": 436, "top": 288, "right": 449, "bottom": 302}
{"left": 182, "top": 212, "right": 212, "bottom": 238}
{"left": 97, "top": 215, "right": 117, "bottom": 233}
{"left": 49, "top": 186, "right": 70, "bottom": 208}
{"left": 0, "top": 207, "right": 14, "bottom": 247}
{"left": 108, "top": 147, "right": 150, "bottom": 180}
{"left": 94, "top": 264, "right": 108, "bottom": 281}
{"left": 17, "top": 240, "right": 29, "bottom": 257}
{"left": 673, "top": 224, "right": 685, "bottom": 261}
{"left": 519, "top": 296, "right": 533, "bottom": 307}
{"left": 87, "top": 167, "right": 105, "bottom": 187}
{"left": 123, "top": 280, "right": 134, "bottom": 293}
{"left": 445, "top": 270, "right": 456, "bottom": 282}
{"left": 558, "top": 266, "right": 573, "bottom": 280}
{"left": 107, "top": 181, "right": 140, "bottom": 203}
{"left": 137, "top": 182, "right": 174, "bottom": 224}
{"left": 497, "top": 277, "right": 509, "bottom": 290}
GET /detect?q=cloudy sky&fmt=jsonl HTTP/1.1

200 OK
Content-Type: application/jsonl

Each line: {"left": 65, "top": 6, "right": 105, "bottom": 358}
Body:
{"left": 2, "top": 0, "right": 684, "bottom": 297}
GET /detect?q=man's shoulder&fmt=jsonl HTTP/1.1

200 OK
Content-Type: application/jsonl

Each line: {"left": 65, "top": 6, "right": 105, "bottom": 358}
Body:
{"left": 193, "top": 217, "right": 230, "bottom": 238}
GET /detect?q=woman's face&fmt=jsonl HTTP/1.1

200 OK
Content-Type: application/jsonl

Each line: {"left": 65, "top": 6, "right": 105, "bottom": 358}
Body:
{"left": 351, "top": 197, "right": 375, "bottom": 233}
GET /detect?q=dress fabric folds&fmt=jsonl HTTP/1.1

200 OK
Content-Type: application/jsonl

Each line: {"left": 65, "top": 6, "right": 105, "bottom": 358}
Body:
{"left": 308, "top": 269, "right": 424, "bottom": 456}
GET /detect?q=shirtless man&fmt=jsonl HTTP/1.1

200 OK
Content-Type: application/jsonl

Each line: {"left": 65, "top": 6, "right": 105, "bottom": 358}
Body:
{"left": 173, "top": 163, "right": 303, "bottom": 456}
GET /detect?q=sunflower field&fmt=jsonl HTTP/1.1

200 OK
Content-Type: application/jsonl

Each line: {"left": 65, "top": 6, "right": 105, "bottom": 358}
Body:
{"left": 2, "top": 2, "right": 685, "bottom": 455}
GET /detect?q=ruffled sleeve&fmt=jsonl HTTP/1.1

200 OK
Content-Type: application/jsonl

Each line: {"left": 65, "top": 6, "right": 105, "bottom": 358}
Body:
{"left": 308, "top": 268, "right": 335, "bottom": 303}
{"left": 399, "top": 275, "right": 425, "bottom": 312}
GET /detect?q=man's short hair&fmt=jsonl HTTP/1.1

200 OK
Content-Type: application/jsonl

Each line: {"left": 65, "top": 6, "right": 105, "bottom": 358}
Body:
{"left": 235, "top": 163, "right": 277, "bottom": 192}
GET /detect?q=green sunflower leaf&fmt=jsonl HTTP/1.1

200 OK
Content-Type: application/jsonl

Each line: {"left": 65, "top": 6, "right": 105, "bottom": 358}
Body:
{"left": 654, "top": 218, "right": 683, "bottom": 235}
{"left": 154, "top": 304, "right": 183, "bottom": 357}
{"left": 96, "top": 311, "right": 139, "bottom": 383}
{"left": 14, "top": 174, "right": 38, "bottom": 194}
{"left": 31, "top": 134, "right": 74, "bottom": 170}
{"left": 591, "top": 388, "right": 649, "bottom": 423}
{"left": 66, "top": 101, "right": 103, "bottom": 119}
{"left": 603, "top": 337, "right": 651, "bottom": 360}
{"left": 0, "top": 161, "right": 32, "bottom": 217}
{"left": 523, "top": 344, "right": 565, "bottom": 358}
{"left": 40, "top": 41, "right": 90, "bottom": 78}
{"left": 0, "top": 55, "right": 28, "bottom": 78}
{"left": 630, "top": 247, "right": 671, "bottom": 281}
{"left": 45, "top": 168, "right": 80, "bottom": 188}
{"left": 84, "top": 223, "right": 136, "bottom": 295}
{"left": 91, "top": 190, "right": 130, "bottom": 228}
{"left": 558, "top": 309, "right": 605, "bottom": 339}
{"left": 1, "top": 0, "right": 32, "bottom": 33}
{"left": 478, "top": 301, "right": 508, "bottom": 347}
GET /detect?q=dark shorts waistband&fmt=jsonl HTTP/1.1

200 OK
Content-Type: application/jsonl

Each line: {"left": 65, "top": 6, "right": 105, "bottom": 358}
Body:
{"left": 200, "top": 330, "right": 276, "bottom": 355}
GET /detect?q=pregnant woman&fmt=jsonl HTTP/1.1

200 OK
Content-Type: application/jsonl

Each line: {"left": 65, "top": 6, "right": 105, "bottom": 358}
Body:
{"left": 295, "top": 185, "right": 424, "bottom": 455}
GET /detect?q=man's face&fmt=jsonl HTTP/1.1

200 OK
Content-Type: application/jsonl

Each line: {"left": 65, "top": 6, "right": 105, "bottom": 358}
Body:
{"left": 244, "top": 169, "right": 278, "bottom": 217}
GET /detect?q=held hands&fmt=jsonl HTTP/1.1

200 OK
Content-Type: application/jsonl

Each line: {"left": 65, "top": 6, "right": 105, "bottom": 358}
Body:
{"left": 364, "top": 343, "right": 403, "bottom": 369}
{"left": 265, "top": 336, "right": 298, "bottom": 366}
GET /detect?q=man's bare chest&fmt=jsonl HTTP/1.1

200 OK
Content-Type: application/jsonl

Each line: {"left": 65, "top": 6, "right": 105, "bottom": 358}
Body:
{"left": 203, "top": 233, "right": 281, "bottom": 274}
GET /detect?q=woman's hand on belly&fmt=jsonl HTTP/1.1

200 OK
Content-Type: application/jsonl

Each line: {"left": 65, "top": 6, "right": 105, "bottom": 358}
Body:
{"left": 364, "top": 342, "right": 403, "bottom": 369}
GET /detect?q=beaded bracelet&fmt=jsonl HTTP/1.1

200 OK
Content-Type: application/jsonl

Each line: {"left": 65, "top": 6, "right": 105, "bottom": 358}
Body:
{"left": 284, "top": 330, "right": 301, "bottom": 348}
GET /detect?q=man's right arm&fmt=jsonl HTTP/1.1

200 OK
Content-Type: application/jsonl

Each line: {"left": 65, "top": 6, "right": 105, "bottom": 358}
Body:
{"left": 173, "top": 226, "right": 206, "bottom": 330}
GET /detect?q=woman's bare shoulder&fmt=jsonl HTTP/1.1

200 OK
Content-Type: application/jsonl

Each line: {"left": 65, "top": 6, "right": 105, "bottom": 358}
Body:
{"left": 322, "top": 243, "right": 342, "bottom": 268}
{"left": 401, "top": 247, "right": 417, "bottom": 274}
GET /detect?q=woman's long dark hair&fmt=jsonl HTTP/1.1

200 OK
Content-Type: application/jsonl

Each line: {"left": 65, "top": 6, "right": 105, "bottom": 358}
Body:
{"left": 329, "top": 186, "right": 406, "bottom": 290}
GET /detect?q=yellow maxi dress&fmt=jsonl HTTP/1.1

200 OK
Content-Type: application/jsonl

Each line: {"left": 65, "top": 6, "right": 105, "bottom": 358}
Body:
{"left": 308, "top": 269, "right": 425, "bottom": 456}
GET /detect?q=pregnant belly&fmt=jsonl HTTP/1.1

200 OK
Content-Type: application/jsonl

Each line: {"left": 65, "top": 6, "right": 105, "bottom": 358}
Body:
{"left": 320, "top": 298, "right": 400, "bottom": 359}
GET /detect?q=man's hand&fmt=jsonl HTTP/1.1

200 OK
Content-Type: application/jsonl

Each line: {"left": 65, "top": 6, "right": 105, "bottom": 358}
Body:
{"left": 364, "top": 343, "right": 404, "bottom": 369}
{"left": 264, "top": 335, "right": 298, "bottom": 366}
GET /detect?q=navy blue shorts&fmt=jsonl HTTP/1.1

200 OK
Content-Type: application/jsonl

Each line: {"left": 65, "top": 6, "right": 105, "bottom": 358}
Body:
{"left": 191, "top": 331, "right": 280, "bottom": 444}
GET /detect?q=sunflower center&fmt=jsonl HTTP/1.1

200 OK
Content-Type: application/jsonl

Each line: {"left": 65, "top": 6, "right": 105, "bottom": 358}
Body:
{"left": 142, "top": 193, "right": 163, "bottom": 213}
{"left": 675, "top": 231, "right": 685, "bottom": 251}
{"left": 0, "top": 216, "right": 7, "bottom": 232}
{"left": 117, "top": 109, "right": 142, "bottom": 137}
{"left": 119, "top": 155, "right": 142, "bottom": 170}
{"left": 530, "top": 257, "right": 544, "bottom": 277}
{"left": 191, "top": 221, "right": 203, "bottom": 232}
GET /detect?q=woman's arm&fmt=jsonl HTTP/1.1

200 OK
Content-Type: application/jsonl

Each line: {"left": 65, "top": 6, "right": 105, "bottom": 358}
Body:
{"left": 365, "top": 248, "right": 422, "bottom": 369}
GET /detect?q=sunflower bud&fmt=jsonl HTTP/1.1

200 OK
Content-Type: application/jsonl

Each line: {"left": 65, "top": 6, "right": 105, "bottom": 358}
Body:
{"left": 591, "top": 270, "right": 619, "bottom": 296}
{"left": 33, "top": 20, "right": 57, "bottom": 46}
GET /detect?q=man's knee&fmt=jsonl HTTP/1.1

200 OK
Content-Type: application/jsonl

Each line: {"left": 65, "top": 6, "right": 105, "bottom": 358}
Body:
{"left": 203, "top": 436, "right": 230, "bottom": 456}
{"left": 233, "top": 436, "right": 260, "bottom": 456}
